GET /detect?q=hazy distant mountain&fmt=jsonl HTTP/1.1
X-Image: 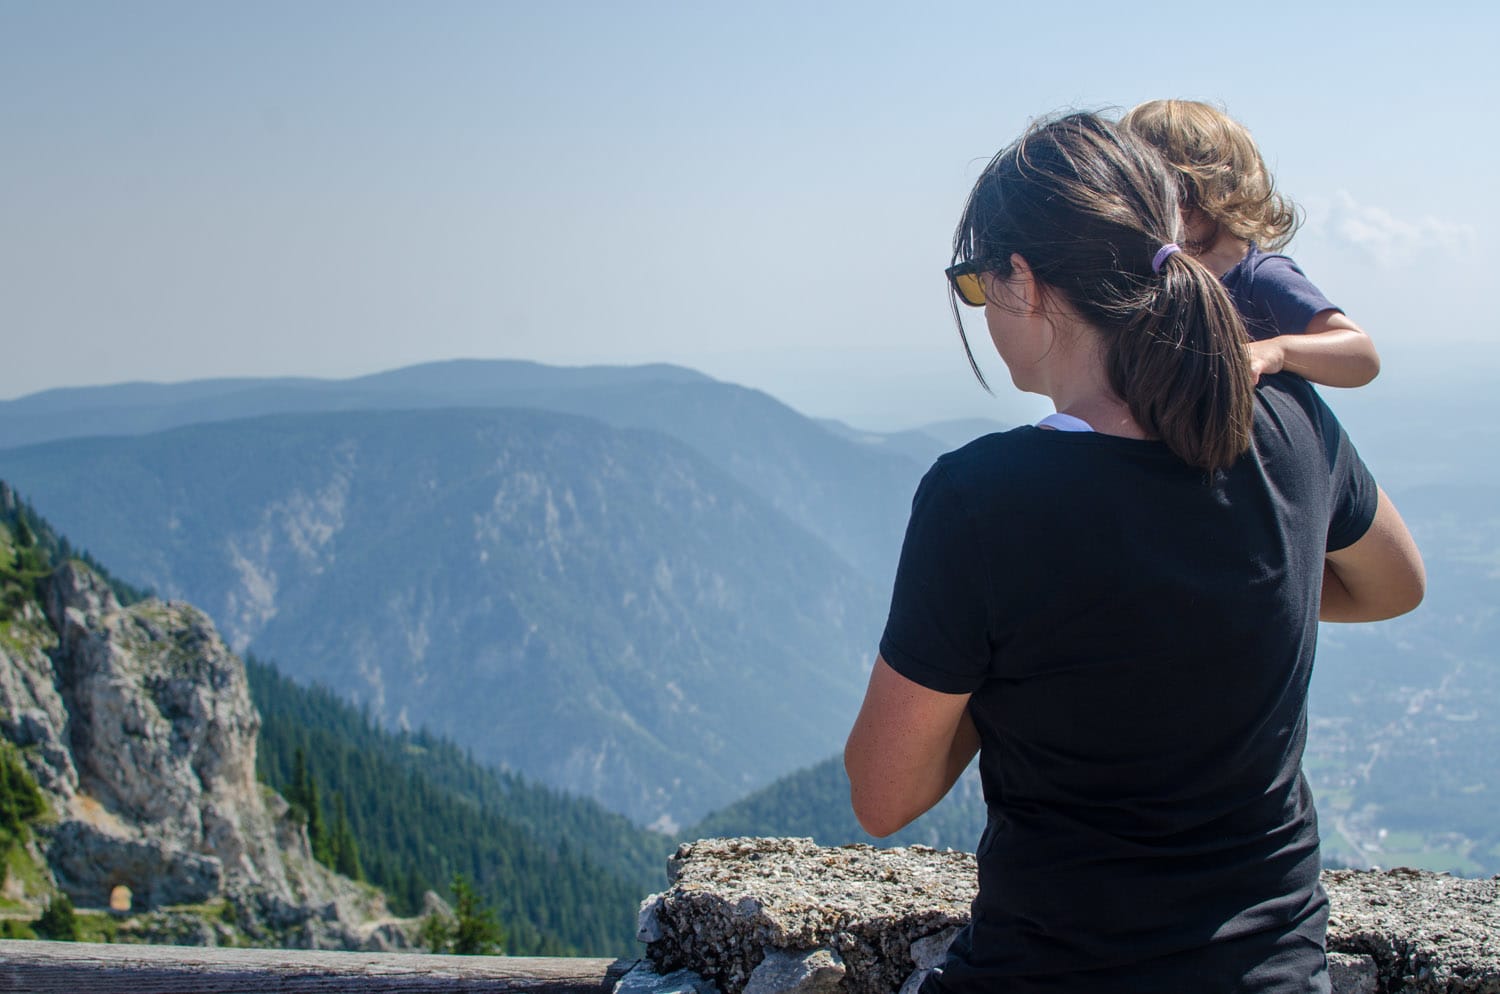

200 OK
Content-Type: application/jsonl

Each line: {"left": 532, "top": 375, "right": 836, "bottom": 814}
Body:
{"left": 0, "top": 407, "right": 886, "bottom": 827}
{"left": 0, "top": 362, "right": 710, "bottom": 444}
{"left": 0, "top": 360, "right": 926, "bottom": 583}
{"left": 815, "top": 416, "right": 1012, "bottom": 469}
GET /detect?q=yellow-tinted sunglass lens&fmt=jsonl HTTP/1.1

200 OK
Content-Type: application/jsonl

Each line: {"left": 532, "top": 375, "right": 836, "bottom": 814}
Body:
{"left": 955, "top": 272, "right": 986, "bottom": 307}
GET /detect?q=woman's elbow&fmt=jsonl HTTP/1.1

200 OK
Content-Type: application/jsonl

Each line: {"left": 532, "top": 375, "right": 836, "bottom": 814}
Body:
{"left": 844, "top": 753, "right": 909, "bottom": 838}
{"left": 1390, "top": 562, "right": 1426, "bottom": 618}
{"left": 1379, "top": 531, "right": 1428, "bottom": 620}
{"left": 848, "top": 789, "right": 909, "bottom": 839}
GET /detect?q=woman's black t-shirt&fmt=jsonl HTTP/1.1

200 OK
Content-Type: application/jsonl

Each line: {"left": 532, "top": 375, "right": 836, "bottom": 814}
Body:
{"left": 879, "top": 374, "right": 1377, "bottom": 994}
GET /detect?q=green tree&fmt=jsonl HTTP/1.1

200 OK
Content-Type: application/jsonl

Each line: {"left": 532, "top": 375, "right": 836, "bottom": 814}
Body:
{"left": 329, "top": 791, "right": 363, "bottom": 881}
{"left": 286, "top": 748, "right": 331, "bottom": 865}
{"left": 33, "top": 893, "right": 79, "bottom": 941}
{"left": 283, "top": 746, "right": 333, "bottom": 867}
{"left": 450, "top": 874, "right": 504, "bottom": 955}
{"left": 0, "top": 746, "right": 45, "bottom": 842}
{"left": 0, "top": 919, "right": 37, "bottom": 939}
{"left": 287, "top": 746, "right": 312, "bottom": 816}
{"left": 12, "top": 516, "right": 35, "bottom": 553}
{"left": 418, "top": 908, "right": 454, "bottom": 953}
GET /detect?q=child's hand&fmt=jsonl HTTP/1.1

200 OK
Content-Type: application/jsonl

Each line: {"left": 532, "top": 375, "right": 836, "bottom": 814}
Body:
{"left": 1248, "top": 339, "right": 1286, "bottom": 383}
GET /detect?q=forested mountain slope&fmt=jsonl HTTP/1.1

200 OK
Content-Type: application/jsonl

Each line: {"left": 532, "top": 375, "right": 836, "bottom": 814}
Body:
{"left": 248, "top": 655, "right": 669, "bottom": 955}
{"left": 1, "top": 484, "right": 668, "bottom": 955}
{"left": 0, "top": 407, "right": 885, "bottom": 826}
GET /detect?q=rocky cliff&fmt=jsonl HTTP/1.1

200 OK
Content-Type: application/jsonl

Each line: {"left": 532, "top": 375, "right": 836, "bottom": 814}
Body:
{"left": 0, "top": 518, "right": 405, "bottom": 948}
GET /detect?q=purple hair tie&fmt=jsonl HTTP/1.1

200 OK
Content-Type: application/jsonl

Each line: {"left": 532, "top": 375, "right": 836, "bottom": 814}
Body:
{"left": 1151, "top": 242, "right": 1181, "bottom": 273}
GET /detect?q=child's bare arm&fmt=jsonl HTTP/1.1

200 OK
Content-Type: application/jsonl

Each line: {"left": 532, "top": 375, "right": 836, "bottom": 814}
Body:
{"left": 1249, "top": 310, "right": 1381, "bottom": 388}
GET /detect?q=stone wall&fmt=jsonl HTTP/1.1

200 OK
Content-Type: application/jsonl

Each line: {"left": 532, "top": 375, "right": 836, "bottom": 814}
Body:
{"left": 633, "top": 838, "right": 1500, "bottom": 994}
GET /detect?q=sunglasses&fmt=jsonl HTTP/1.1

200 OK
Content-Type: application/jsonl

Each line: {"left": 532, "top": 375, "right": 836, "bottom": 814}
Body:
{"left": 945, "top": 261, "right": 993, "bottom": 307}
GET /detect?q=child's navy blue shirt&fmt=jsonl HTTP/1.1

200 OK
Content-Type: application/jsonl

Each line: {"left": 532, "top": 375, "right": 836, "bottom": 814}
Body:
{"left": 1221, "top": 245, "right": 1339, "bottom": 341}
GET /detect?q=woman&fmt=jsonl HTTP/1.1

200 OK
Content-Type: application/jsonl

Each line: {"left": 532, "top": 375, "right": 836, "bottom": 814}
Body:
{"left": 844, "top": 113, "right": 1424, "bottom": 993}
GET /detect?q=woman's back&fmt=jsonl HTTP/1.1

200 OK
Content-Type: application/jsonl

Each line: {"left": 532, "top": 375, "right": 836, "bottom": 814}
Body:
{"left": 880, "top": 375, "right": 1374, "bottom": 990}
{"left": 846, "top": 111, "right": 1422, "bottom": 994}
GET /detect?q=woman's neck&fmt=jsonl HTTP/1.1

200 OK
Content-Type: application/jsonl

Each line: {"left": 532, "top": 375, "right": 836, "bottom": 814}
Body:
{"left": 1038, "top": 317, "right": 1149, "bottom": 441}
{"left": 1055, "top": 396, "right": 1148, "bottom": 440}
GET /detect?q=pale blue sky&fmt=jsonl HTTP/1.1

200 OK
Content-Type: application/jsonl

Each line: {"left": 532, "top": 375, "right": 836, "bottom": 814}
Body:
{"left": 2, "top": 1, "right": 1494, "bottom": 429}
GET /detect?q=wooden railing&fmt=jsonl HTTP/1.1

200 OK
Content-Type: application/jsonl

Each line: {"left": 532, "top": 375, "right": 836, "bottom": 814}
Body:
{"left": 0, "top": 940, "right": 635, "bottom": 993}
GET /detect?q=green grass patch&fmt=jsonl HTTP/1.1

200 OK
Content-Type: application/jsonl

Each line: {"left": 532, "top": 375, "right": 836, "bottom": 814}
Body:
{"left": 0, "top": 918, "right": 37, "bottom": 939}
{"left": 160, "top": 899, "right": 232, "bottom": 917}
{"left": 1375, "top": 831, "right": 1483, "bottom": 875}
{"left": 3, "top": 841, "right": 50, "bottom": 896}
{"left": 1318, "top": 830, "right": 1367, "bottom": 869}
{"left": 75, "top": 910, "right": 118, "bottom": 943}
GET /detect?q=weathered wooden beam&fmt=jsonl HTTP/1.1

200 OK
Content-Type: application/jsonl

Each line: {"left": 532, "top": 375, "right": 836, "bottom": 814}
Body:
{"left": 0, "top": 940, "right": 636, "bottom": 994}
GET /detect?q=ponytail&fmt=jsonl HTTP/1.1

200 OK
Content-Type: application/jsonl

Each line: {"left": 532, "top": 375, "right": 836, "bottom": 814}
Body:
{"left": 952, "top": 112, "right": 1255, "bottom": 473}
{"left": 1107, "top": 251, "right": 1253, "bottom": 472}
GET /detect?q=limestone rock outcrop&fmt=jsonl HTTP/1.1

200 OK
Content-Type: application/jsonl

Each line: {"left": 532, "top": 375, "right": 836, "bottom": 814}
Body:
{"left": 0, "top": 556, "right": 404, "bottom": 949}
{"left": 638, "top": 837, "right": 1500, "bottom": 994}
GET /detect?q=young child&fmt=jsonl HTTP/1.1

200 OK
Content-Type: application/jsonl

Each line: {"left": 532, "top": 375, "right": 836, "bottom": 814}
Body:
{"left": 1122, "top": 99, "right": 1380, "bottom": 388}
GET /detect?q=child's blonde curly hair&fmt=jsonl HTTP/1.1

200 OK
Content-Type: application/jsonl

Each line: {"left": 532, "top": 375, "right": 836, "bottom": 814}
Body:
{"left": 1122, "top": 100, "right": 1301, "bottom": 252}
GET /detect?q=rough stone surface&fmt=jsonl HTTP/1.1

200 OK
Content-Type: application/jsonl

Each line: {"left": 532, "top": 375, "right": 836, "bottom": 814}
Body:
{"left": 0, "top": 557, "right": 407, "bottom": 950}
{"left": 47, "top": 818, "right": 224, "bottom": 907}
{"left": 614, "top": 962, "right": 721, "bottom": 994}
{"left": 743, "top": 948, "right": 846, "bottom": 994}
{"left": 906, "top": 929, "right": 958, "bottom": 972}
{"left": 643, "top": 838, "right": 1500, "bottom": 994}
{"left": 1328, "top": 952, "right": 1379, "bottom": 994}
{"left": 1325, "top": 868, "right": 1500, "bottom": 993}
{"left": 642, "top": 838, "right": 975, "bottom": 994}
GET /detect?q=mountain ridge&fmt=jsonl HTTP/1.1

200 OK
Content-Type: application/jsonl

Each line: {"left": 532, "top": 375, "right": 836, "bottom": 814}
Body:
{"left": 0, "top": 405, "right": 886, "bottom": 826}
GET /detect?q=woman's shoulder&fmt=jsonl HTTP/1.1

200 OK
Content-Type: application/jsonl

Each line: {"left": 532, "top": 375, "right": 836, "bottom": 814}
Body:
{"left": 929, "top": 424, "right": 1184, "bottom": 496}
{"left": 1255, "top": 373, "right": 1336, "bottom": 425}
{"left": 934, "top": 425, "right": 1052, "bottom": 477}
{"left": 1253, "top": 373, "right": 1345, "bottom": 450}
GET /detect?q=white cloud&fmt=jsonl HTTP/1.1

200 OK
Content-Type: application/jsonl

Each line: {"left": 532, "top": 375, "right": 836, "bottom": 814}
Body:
{"left": 1301, "top": 191, "right": 1477, "bottom": 269}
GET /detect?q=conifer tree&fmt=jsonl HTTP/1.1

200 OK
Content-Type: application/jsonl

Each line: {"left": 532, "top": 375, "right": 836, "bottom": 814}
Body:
{"left": 33, "top": 893, "right": 79, "bottom": 941}
{"left": 330, "top": 791, "right": 363, "bottom": 880}
{"left": 0, "top": 747, "right": 45, "bottom": 842}
{"left": 289, "top": 747, "right": 311, "bottom": 813}
{"left": 306, "top": 768, "right": 329, "bottom": 865}
{"left": 418, "top": 906, "right": 454, "bottom": 953}
{"left": 450, "top": 874, "right": 505, "bottom": 955}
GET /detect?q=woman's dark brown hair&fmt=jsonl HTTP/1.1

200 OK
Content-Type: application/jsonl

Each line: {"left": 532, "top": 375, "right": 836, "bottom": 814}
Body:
{"left": 951, "top": 112, "right": 1254, "bottom": 473}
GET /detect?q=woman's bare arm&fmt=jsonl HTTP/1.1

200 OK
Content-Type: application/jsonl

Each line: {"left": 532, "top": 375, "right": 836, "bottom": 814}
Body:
{"left": 844, "top": 656, "right": 979, "bottom": 838}
{"left": 1322, "top": 487, "right": 1425, "bottom": 622}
